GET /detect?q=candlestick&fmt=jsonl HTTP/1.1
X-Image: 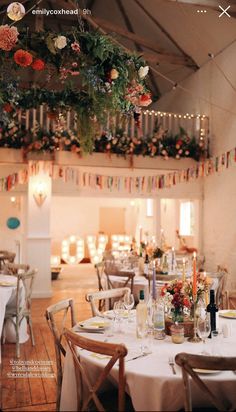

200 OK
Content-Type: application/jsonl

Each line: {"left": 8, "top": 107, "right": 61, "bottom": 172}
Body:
{"left": 182, "top": 258, "right": 186, "bottom": 283}
{"left": 192, "top": 252, "right": 197, "bottom": 300}
{"left": 171, "top": 247, "right": 175, "bottom": 271}
{"left": 188, "top": 300, "right": 201, "bottom": 343}
{"left": 152, "top": 262, "right": 157, "bottom": 300}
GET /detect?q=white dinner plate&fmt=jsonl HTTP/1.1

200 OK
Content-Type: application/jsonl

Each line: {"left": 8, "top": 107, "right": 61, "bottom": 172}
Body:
{"left": 103, "top": 309, "right": 136, "bottom": 319}
{"left": 219, "top": 310, "right": 236, "bottom": 319}
{"left": 0, "top": 280, "right": 15, "bottom": 287}
{"left": 194, "top": 368, "right": 221, "bottom": 374}
{"left": 77, "top": 320, "right": 110, "bottom": 331}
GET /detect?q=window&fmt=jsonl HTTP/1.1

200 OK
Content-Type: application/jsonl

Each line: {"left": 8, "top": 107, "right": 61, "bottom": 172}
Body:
{"left": 146, "top": 198, "right": 153, "bottom": 217}
{"left": 179, "top": 201, "right": 194, "bottom": 236}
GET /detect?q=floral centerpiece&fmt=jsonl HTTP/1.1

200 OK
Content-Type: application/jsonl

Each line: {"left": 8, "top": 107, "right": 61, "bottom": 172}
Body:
{"left": 161, "top": 274, "right": 210, "bottom": 323}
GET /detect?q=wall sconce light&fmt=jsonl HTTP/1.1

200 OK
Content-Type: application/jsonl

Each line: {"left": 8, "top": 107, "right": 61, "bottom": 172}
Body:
{"left": 33, "top": 181, "right": 47, "bottom": 206}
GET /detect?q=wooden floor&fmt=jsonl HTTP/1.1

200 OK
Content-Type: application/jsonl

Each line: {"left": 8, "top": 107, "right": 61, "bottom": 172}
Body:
{"left": 0, "top": 264, "right": 97, "bottom": 412}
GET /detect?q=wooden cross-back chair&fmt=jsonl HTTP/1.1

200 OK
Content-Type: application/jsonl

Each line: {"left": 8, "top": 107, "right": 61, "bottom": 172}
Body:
{"left": 0, "top": 250, "right": 16, "bottom": 270}
{"left": 4, "top": 263, "right": 30, "bottom": 275}
{"left": 175, "top": 352, "right": 236, "bottom": 412}
{"left": 216, "top": 266, "right": 228, "bottom": 309}
{"left": 4, "top": 267, "right": 37, "bottom": 358}
{"left": 94, "top": 262, "right": 107, "bottom": 312}
{"left": 104, "top": 261, "right": 135, "bottom": 295}
{"left": 86, "top": 287, "right": 130, "bottom": 316}
{"left": 45, "top": 298, "right": 77, "bottom": 411}
{"left": 64, "top": 328, "right": 128, "bottom": 412}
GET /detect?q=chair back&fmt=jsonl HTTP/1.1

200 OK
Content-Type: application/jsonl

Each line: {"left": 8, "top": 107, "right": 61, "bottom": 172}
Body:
{"left": 86, "top": 287, "right": 130, "bottom": 317}
{"left": 0, "top": 250, "right": 16, "bottom": 270}
{"left": 95, "top": 262, "right": 106, "bottom": 291}
{"left": 4, "top": 263, "right": 30, "bottom": 275}
{"left": 216, "top": 266, "right": 228, "bottom": 308}
{"left": 64, "top": 328, "right": 127, "bottom": 412}
{"left": 45, "top": 299, "right": 77, "bottom": 411}
{"left": 175, "top": 352, "right": 236, "bottom": 411}
{"left": 20, "top": 269, "right": 37, "bottom": 313}
{"left": 104, "top": 261, "right": 135, "bottom": 295}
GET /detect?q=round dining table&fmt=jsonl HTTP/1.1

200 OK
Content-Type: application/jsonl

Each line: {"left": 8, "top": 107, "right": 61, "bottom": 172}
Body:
{"left": 60, "top": 312, "right": 236, "bottom": 411}
{"left": 0, "top": 274, "right": 28, "bottom": 363}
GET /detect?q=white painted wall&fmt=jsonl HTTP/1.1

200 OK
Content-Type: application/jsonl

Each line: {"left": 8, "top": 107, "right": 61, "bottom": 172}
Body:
{"left": 154, "top": 41, "right": 236, "bottom": 284}
{"left": 50, "top": 196, "right": 156, "bottom": 256}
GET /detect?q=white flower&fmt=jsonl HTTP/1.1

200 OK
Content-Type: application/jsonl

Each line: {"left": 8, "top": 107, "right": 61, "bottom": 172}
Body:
{"left": 138, "top": 65, "right": 149, "bottom": 79}
{"left": 54, "top": 35, "right": 67, "bottom": 49}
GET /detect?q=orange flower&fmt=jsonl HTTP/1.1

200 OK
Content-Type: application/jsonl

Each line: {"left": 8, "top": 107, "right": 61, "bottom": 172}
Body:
{"left": 31, "top": 58, "right": 45, "bottom": 71}
{"left": 139, "top": 93, "right": 152, "bottom": 107}
{"left": 14, "top": 49, "right": 33, "bottom": 67}
{"left": 3, "top": 103, "right": 13, "bottom": 113}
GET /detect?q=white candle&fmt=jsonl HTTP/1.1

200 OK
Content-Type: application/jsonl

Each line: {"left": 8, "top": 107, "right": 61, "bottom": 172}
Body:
{"left": 139, "top": 226, "right": 143, "bottom": 243}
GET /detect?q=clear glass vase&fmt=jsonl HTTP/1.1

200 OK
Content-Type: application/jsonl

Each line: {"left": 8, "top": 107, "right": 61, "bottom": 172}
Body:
{"left": 171, "top": 307, "right": 184, "bottom": 323}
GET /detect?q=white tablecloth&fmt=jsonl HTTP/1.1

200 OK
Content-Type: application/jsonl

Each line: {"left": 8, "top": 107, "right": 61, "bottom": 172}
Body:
{"left": 60, "top": 315, "right": 236, "bottom": 411}
{"left": 0, "top": 274, "right": 28, "bottom": 362}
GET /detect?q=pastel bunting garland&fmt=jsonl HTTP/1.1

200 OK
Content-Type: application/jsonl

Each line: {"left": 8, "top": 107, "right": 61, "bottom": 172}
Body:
{"left": 0, "top": 147, "right": 236, "bottom": 193}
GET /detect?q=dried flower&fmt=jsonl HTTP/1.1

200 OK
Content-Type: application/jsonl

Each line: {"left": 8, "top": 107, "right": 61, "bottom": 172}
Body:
{"left": 14, "top": 49, "right": 33, "bottom": 67}
{"left": 0, "top": 25, "right": 19, "bottom": 51}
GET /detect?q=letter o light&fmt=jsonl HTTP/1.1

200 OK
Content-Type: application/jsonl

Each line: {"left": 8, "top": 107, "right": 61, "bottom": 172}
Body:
{"left": 61, "top": 235, "right": 84, "bottom": 264}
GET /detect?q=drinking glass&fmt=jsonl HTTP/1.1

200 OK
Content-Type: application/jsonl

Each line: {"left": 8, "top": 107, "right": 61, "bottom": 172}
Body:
{"left": 123, "top": 293, "right": 135, "bottom": 322}
{"left": 197, "top": 313, "right": 211, "bottom": 354}
{"left": 137, "top": 323, "right": 148, "bottom": 354}
{"left": 113, "top": 300, "right": 125, "bottom": 332}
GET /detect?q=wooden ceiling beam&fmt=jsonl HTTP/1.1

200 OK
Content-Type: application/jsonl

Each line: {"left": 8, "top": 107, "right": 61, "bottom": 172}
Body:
{"left": 91, "top": 16, "right": 197, "bottom": 68}
{"left": 134, "top": 0, "right": 199, "bottom": 68}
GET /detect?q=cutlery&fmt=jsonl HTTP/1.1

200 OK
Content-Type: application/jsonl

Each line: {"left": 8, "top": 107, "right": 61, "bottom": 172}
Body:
{"left": 126, "top": 352, "right": 151, "bottom": 362}
{"left": 75, "top": 328, "right": 104, "bottom": 334}
{"left": 168, "top": 357, "right": 176, "bottom": 375}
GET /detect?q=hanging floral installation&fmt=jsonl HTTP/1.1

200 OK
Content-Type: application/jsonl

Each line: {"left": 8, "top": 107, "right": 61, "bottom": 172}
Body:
{"left": 0, "top": 25, "right": 152, "bottom": 151}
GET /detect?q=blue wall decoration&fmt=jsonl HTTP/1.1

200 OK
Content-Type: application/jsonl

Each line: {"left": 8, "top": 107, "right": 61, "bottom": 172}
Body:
{"left": 7, "top": 217, "right": 20, "bottom": 230}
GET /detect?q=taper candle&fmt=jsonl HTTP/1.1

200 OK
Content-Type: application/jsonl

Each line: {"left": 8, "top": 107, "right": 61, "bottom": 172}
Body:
{"left": 192, "top": 252, "right": 197, "bottom": 300}
{"left": 152, "top": 261, "right": 157, "bottom": 300}
{"left": 182, "top": 258, "right": 186, "bottom": 283}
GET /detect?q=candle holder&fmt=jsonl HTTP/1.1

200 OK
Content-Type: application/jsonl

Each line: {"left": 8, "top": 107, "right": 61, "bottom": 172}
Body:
{"left": 188, "top": 300, "right": 201, "bottom": 343}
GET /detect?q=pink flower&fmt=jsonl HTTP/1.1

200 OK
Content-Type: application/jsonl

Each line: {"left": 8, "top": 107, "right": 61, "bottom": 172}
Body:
{"left": 71, "top": 42, "right": 81, "bottom": 53}
{"left": 0, "top": 25, "right": 19, "bottom": 51}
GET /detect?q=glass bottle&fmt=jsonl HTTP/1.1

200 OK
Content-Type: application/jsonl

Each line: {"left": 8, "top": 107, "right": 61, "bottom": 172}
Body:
{"left": 162, "top": 254, "right": 168, "bottom": 274}
{"left": 144, "top": 253, "right": 149, "bottom": 277}
{"left": 136, "top": 290, "right": 148, "bottom": 338}
{"left": 153, "top": 288, "right": 166, "bottom": 340}
{"left": 206, "top": 289, "right": 218, "bottom": 337}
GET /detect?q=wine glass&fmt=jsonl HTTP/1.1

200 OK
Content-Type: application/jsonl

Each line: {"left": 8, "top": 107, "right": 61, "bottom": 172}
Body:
{"left": 123, "top": 293, "right": 135, "bottom": 322}
{"left": 113, "top": 300, "right": 125, "bottom": 332}
{"left": 197, "top": 312, "right": 211, "bottom": 354}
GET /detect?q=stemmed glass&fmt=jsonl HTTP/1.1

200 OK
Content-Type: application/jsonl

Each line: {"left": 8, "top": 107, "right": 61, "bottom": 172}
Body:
{"left": 113, "top": 300, "right": 125, "bottom": 332}
{"left": 197, "top": 312, "right": 211, "bottom": 354}
{"left": 123, "top": 293, "right": 135, "bottom": 322}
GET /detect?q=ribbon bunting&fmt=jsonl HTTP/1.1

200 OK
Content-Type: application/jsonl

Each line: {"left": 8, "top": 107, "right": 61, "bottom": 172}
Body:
{"left": 0, "top": 146, "right": 236, "bottom": 193}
